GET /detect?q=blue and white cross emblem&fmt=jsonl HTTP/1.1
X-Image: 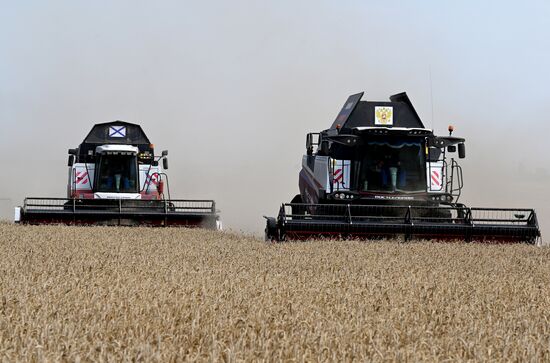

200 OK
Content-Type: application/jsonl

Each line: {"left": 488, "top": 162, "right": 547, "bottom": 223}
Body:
{"left": 109, "top": 126, "right": 126, "bottom": 138}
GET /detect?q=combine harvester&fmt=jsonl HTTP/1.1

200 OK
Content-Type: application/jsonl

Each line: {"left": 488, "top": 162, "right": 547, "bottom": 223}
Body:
{"left": 265, "top": 92, "right": 541, "bottom": 243}
{"left": 15, "top": 121, "right": 220, "bottom": 228}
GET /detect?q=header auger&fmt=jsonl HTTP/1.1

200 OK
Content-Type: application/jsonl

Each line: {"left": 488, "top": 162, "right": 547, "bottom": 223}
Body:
{"left": 265, "top": 92, "right": 540, "bottom": 243}
{"left": 15, "top": 121, "right": 220, "bottom": 228}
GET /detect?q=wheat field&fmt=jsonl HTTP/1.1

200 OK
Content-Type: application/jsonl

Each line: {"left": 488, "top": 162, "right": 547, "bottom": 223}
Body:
{"left": 1, "top": 223, "right": 549, "bottom": 362}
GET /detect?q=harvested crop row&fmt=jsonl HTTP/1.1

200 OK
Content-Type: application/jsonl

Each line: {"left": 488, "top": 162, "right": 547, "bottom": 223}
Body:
{"left": 1, "top": 223, "right": 549, "bottom": 361}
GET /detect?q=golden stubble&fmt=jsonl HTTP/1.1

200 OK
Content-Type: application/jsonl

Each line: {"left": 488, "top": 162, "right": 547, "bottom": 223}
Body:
{"left": 1, "top": 223, "right": 550, "bottom": 362}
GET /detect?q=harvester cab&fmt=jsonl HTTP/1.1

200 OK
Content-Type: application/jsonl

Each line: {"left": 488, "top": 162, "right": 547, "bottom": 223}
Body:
{"left": 16, "top": 121, "right": 220, "bottom": 228}
{"left": 266, "top": 92, "right": 541, "bottom": 243}
{"left": 66, "top": 122, "right": 168, "bottom": 201}
{"left": 302, "top": 92, "right": 466, "bottom": 206}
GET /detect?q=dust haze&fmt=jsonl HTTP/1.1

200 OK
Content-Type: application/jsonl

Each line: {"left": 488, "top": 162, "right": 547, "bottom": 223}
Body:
{"left": 1, "top": 1, "right": 549, "bottom": 238}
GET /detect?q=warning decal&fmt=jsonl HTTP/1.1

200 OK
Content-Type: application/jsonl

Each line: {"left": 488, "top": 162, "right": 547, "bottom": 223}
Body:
{"left": 332, "top": 159, "right": 351, "bottom": 191}
{"left": 431, "top": 170, "right": 441, "bottom": 188}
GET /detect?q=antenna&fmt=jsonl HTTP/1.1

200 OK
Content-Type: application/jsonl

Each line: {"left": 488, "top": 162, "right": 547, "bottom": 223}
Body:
{"left": 429, "top": 66, "right": 435, "bottom": 131}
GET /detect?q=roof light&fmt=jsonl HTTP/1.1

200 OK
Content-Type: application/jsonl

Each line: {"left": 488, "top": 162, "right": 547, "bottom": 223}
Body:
{"left": 448, "top": 125, "right": 454, "bottom": 136}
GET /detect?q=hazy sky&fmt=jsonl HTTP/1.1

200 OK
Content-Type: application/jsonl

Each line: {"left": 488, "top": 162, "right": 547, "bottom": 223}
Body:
{"left": 1, "top": 1, "right": 549, "bottom": 237}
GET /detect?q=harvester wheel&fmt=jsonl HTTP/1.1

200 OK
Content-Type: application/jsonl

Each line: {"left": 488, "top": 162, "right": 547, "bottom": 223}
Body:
{"left": 265, "top": 217, "right": 279, "bottom": 242}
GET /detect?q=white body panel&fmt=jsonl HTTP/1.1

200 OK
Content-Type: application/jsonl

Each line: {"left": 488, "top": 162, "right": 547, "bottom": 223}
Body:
{"left": 95, "top": 144, "right": 139, "bottom": 154}
{"left": 427, "top": 161, "right": 444, "bottom": 192}
{"left": 331, "top": 159, "right": 351, "bottom": 191}
{"left": 139, "top": 164, "right": 162, "bottom": 192}
{"left": 94, "top": 192, "right": 141, "bottom": 199}
{"left": 353, "top": 126, "right": 432, "bottom": 133}
{"left": 315, "top": 156, "right": 330, "bottom": 191}
{"left": 68, "top": 163, "right": 95, "bottom": 196}
{"left": 14, "top": 207, "right": 21, "bottom": 222}
{"left": 301, "top": 155, "right": 331, "bottom": 191}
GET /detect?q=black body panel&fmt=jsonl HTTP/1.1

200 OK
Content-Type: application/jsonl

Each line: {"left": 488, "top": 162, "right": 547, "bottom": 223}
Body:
{"left": 76, "top": 121, "right": 155, "bottom": 164}
{"left": 329, "top": 92, "right": 424, "bottom": 132}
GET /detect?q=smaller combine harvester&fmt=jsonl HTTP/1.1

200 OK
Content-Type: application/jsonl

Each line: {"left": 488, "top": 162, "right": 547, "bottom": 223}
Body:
{"left": 265, "top": 92, "right": 541, "bottom": 243}
{"left": 15, "top": 121, "right": 220, "bottom": 228}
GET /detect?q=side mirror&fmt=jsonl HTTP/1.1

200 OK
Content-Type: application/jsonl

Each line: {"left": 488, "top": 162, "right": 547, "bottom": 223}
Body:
{"left": 68, "top": 155, "right": 75, "bottom": 167}
{"left": 161, "top": 150, "right": 168, "bottom": 157}
{"left": 68, "top": 148, "right": 77, "bottom": 155}
{"left": 458, "top": 143, "right": 466, "bottom": 159}
{"left": 447, "top": 145, "right": 456, "bottom": 153}
{"left": 162, "top": 158, "right": 169, "bottom": 170}
{"left": 306, "top": 134, "right": 313, "bottom": 155}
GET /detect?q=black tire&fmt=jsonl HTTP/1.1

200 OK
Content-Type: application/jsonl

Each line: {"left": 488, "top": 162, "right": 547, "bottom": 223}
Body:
{"left": 265, "top": 217, "right": 279, "bottom": 242}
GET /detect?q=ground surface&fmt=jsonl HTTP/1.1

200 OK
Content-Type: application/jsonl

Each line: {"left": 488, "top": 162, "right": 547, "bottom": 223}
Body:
{"left": 1, "top": 224, "right": 550, "bottom": 362}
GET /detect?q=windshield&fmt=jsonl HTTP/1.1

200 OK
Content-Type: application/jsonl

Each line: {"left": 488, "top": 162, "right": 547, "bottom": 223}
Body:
{"left": 358, "top": 138, "right": 426, "bottom": 192}
{"left": 95, "top": 154, "right": 138, "bottom": 193}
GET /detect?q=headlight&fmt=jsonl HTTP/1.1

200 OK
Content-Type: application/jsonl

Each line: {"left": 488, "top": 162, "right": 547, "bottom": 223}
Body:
{"left": 335, "top": 193, "right": 354, "bottom": 200}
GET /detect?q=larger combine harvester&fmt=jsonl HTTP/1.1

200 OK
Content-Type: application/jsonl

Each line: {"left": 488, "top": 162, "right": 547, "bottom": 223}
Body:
{"left": 265, "top": 92, "right": 541, "bottom": 243}
{"left": 15, "top": 121, "right": 220, "bottom": 228}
